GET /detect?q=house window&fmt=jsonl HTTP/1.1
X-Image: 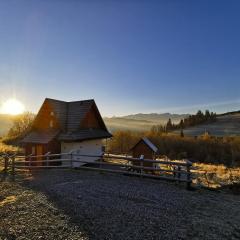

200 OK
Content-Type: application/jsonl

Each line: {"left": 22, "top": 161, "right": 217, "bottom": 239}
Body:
{"left": 50, "top": 120, "right": 53, "bottom": 128}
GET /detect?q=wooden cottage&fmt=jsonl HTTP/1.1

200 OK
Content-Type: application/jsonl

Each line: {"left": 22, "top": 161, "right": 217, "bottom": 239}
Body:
{"left": 22, "top": 98, "right": 112, "bottom": 166}
{"left": 130, "top": 137, "right": 158, "bottom": 169}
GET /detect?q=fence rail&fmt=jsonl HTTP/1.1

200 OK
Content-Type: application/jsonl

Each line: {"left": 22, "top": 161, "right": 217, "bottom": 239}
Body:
{"left": 0, "top": 152, "right": 192, "bottom": 189}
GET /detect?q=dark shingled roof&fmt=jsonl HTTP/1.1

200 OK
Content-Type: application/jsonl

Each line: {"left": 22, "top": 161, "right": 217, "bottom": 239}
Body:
{"left": 21, "top": 129, "right": 60, "bottom": 144}
{"left": 66, "top": 100, "right": 93, "bottom": 132}
{"left": 58, "top": 129, "right": 112, "bottom": 141}
{"left": 46, "top": 98, "right": 68, "bottom": 129}
{"left": 22, "top": 98, "right": 112, "bottom": 144}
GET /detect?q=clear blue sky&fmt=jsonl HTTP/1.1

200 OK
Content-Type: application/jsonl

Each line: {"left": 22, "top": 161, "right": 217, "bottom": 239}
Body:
{"left": 0, "top": 0, "right": 240, "bottom": 116}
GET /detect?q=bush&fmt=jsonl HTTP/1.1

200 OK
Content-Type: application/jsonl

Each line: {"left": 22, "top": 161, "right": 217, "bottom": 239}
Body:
{"left": 108, "top": 130, "right": 240, "bottom": 166}
{"left": 3, "top": 112, "right": 35, "bottom": 146}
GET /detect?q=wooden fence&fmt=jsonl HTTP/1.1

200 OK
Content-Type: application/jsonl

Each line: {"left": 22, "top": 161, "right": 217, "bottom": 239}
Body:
{"left": 0, "top": 152, "right": 193, "bottom": 189}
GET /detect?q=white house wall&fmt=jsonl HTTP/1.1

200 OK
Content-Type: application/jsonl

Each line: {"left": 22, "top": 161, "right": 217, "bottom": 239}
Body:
{"left": 61, "top": 139, "right": 103, "bottom": 167}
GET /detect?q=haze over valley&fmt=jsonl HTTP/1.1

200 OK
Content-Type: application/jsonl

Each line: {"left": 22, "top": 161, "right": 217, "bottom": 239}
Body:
{"left": 1, "top": 110, "right": 240, "bottom": 137}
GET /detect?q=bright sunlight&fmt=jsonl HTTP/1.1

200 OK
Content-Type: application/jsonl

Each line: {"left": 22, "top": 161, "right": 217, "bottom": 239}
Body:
{"left": 1, "top": 99, "right": 25, "bottom": 115}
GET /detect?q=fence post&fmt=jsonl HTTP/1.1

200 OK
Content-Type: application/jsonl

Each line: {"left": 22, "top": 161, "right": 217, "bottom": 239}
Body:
{"left": 177, "top": 166, "right": 181, "bottom": 183}
{"left": 70, "top": 153, "right": 73, "bottom": 168}
{"left": 140, "top": 155, "right": 144, "bottom": 177}
{"left": 4, "top": 154, "right": 9, "bottom": 174}
{"left": 11, "top": 155, "right": 15, "bottom": 179}
{"left": 186, "top": 162, "right": 192, "bottom": 190}
{"left": 45, "top": 152, "right": 51, "bottom": 167}
{"left": 100, "top": 153, "right": 104, "bottom": 172}
{"left": 173, "top": 166, "right": 176, "bottom": 178}
{"left": 26, "top": 153, "right": 33, "bottom": 167}
{"left": 28, "top": 155, "right": 30, "bottom": 167}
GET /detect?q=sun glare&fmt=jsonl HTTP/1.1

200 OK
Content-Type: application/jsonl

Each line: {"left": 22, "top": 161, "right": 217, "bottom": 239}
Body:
{"left": 1, "top": 99, "right": 25, "bottom": 115}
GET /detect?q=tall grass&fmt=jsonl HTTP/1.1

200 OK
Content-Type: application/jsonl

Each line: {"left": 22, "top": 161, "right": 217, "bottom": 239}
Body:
{"left": 0, "top": 141, "right": 20, "bottom": 153}
{"left": 193, "top": 163, "right": 240, "bottom": 189}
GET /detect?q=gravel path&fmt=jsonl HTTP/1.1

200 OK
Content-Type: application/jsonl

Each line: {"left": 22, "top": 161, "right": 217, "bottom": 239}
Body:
{"left": 1, "top": 169, "right": 240, "bottom": 240}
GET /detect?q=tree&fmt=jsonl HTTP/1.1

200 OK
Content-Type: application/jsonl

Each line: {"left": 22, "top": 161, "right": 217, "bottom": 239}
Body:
{"left": 180, "top": 129, "right": 184, "bottom": 138}
{"left": 179, "top": 119, "right": 184, "bottom": 129}
{"left": 210, "top": 112, "right": 217, "bottom": 122}
{"left": 173, "top": 110, "right": 217, "bottom": 130}
{"left": 108, "top": 130, "right": 140, "bottom": 154}
{"left": 196, "top": 110, "right": 204, "bottom": 118}
{"left": 7, "top": 112, "right": 35, "bottom": 138}
{"left": 150, "top": 125, "right": 157, "bottom": 134}
{"left": 166, "top": 118, "right": 173, "bottom": 132}
{"left": 205, "top": 110, "right": 211, "bottom": 119}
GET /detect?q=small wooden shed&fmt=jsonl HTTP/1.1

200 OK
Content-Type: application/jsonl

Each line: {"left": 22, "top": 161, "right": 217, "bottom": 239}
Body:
{"left": 130, "top": 137, "right": 158, "bottom": 169}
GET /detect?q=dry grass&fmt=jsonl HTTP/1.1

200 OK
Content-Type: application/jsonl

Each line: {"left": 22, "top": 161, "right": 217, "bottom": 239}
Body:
{"left": 0, "top": 195, "right": 17, "bottom": 207}
{"left": 104, "top": 156, "right": 240, "bottom": 189}
{"left": 193, "top": 163, "right": 240, "bottom": 189}
{"left": 0, "top": 141, "right": 20, "bottom": 153}
{"left": 0, "top": 141, "right": 21, "bottom": 172}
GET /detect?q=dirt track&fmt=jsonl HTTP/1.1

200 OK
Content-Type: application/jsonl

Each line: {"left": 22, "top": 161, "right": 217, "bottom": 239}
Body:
{"left": 0, "top": 169, "right": 240, "bottom": 240}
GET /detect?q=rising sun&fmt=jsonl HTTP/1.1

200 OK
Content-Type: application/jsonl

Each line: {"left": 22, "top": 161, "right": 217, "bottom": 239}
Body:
{"left": 1, "top": 99, "right": 25, "bottom": 115}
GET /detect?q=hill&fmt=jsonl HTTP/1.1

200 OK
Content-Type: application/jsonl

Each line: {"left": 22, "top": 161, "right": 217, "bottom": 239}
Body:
{"left": 175, "top": 112, "right": 240, "bottom": 137}
{"left": 1, "top": 111, "right": 240, "bottom": 137}
{"left": 123, "top": 113, "right": 189, "bottom": 122}
{"left": 105, "top": 111, "right": 240, "bottom": 136}
{"left": 104, "top": 113, "right": 189, "bottom": 132}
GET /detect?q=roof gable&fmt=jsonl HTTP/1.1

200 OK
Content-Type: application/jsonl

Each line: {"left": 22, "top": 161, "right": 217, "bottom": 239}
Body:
{"left": 24, "top": 98, "right": 112, "bottom": 143}
{"left": 46, "top": 98, "right": 68, "bottom": 129}
{"left": 141, "top": 137, "right": 158, "bottom": 153}
{"left": 32, "top": 99, "right": 63, "bottom": 130}
{"left": 67, "top": 100, "right": 94, "bottom": 132}
{"left": 80, "top": 101, "right": 108, "bottom": 131}
{"left": 131, "top": 137, "right": 158, "bottom": 153}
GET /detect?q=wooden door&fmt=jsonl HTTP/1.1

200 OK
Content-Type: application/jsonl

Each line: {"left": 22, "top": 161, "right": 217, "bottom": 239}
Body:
{"left": 36, "top": 145, "right": 43, "bottom": 166}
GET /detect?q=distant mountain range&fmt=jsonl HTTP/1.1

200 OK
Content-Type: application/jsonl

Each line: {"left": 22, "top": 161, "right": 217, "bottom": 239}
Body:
{"left": 104, "top": 111, "right": 240, "bottom": 136}
{"left": 123, "top": 113, "right": 189, "bottom": 122}
{"left": 1, "top": 111, "right": 240, "bottom": 137}
{"left": 104, "top": 113, "right": 189, "bottom": 132}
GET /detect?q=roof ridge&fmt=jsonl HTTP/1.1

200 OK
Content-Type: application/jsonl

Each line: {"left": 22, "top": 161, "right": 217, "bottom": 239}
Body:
{"left": 142, "top": 137, "right": 158, "bottom": 152}
{"left": 45, "top": 98, "right": 95, "bottom": 104}
{"left": 67, "top": 99, "right": 95, "bottom": 103}
{"left": 45, "top": 98, "right": 67, "bottom": 103}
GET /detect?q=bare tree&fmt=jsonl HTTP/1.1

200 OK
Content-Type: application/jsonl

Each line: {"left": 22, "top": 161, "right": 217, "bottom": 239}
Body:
{"left": 7, "top": 112, "right": 35, "bottom": 138}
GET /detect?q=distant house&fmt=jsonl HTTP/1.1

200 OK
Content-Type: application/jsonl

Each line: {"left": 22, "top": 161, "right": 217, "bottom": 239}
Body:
{"left": 130, "top": 137, "right": 158, "bottom": 169}
{"left": 22, "top": 98, "right": 112, "bottom": 166}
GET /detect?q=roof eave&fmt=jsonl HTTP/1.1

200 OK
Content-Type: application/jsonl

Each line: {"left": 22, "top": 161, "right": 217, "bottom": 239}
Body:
{"left": 58, "top": 134, "right": 112, "bottom": 142}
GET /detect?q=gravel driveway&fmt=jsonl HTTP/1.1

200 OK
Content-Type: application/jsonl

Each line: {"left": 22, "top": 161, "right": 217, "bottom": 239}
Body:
{"left": 1, "top": 169, "right": 240, "bottom": 240}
